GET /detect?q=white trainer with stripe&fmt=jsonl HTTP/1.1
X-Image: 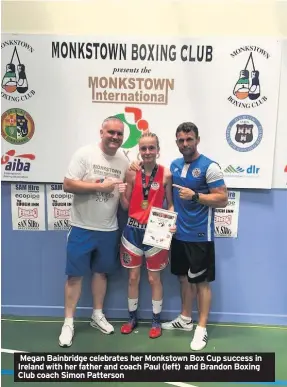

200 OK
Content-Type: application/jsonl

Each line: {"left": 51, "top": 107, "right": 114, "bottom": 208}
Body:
{"left": 161, "top": 315, "right": 193, "bottom": 331}
{"left": 190, "top": 326, "right": 208, "bottom": 351}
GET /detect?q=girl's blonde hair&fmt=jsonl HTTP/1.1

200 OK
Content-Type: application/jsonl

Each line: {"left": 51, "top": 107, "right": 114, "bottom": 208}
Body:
{"left": 139, "top": 131, "right": 160, "bottom": 149}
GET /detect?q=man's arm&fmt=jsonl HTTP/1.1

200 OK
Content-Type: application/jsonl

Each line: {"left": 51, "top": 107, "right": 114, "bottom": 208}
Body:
{"left": 63, "top": 148, "right": 122, "bottom": 194}
{"left": 63, "top": 177, "right": 121, "bottom": 195}
{"left": 172, "top": 162, "right": 228, "bottom": 208}
{"left": 198, "top": 185, "right": 228, "bottom": 208}
{"left": 119, "top": 169, "right": 135, "bottom": 210}
{"left": 199, "top": 162, "right": 228, "bottom": 207}
{"left": 164, "top": 168, "right": 174, "bottom": 211}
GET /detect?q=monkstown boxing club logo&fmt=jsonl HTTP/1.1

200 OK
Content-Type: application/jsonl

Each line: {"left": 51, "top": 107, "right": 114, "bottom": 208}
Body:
{"left": 226, "top": 115, "right": 263, "bottom": 152}
{"left": 114, "top": 107, "right": 149, "bottom": 150}
{"left": 1, "top": 108, "right": 35, "bottom": 145}
{"left": 228, "top": 46, "right": 269, "bottom": 109}
{"left": 1, "top": 39, "right": 35, "bottom": 102}
{"left": 1, "top": 149, "right": 35, "bottom": 179}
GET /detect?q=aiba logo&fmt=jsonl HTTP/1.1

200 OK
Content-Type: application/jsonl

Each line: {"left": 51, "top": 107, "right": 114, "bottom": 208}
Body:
{"left": 228, "top": 46, "right": 269, "bottom": 109}
{"left": 226, "top": 115, "right": 263, "bottom": 152}
{"left": 1, "top": 149, "right": 35, "bottom": 174}
{"left": 1, "top": 40, "right": 35, "bottom": 102}
{"left": 1, "top": 108, "right": 35, "bottom": 145}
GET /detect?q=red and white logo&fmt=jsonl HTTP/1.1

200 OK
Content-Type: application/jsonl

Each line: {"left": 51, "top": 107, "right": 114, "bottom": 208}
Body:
{"left": 18, "top": 208, "right": 38, "bottom": 219}
{"left": 54, "top": 208, "right": 70, "bottom": 219}
{"left": 1, "top": 149, "right": 35, "bottom": 164}
{"left": 215, "top": 215, "right": 232, "bottom": 225}
{"left": 1, "top": 149, "right": 35, "bottom": 175}
{"left": 151, "top": 182, "right": 160, "bottom": 190}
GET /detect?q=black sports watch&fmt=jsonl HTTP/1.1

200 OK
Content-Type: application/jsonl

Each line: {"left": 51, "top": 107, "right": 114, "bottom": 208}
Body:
{"left": 191, "top": 192, "right": 199, "bottom": 202}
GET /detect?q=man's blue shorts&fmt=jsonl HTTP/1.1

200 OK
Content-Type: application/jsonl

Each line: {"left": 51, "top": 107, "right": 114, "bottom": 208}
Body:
{"left": 66, "top": 226, "right": 120, "bottom": 276}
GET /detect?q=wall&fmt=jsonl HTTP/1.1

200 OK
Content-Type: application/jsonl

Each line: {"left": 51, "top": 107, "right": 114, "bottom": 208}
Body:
{"left": 1, "top": 0, "right": 287, "bottom": 325}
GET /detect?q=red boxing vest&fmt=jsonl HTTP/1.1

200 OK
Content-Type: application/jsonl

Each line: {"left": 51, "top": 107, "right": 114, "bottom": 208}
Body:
{"left": 128, "top": 164, "right": 165, "bottom": 224}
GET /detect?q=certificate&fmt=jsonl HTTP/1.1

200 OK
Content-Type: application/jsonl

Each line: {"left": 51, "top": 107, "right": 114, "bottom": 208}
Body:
{"left": 143, "top": 207, "right": 177, "bottom": 250}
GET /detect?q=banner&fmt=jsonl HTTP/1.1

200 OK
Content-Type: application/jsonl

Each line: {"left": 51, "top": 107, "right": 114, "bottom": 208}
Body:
{"left": 215, "top": 191, "right": 240, "bottom": 238}
{"left": 46, "top": 183, "right": 73, "bottom": 230}
{"left": 11, "top": 183, "right": 46, "bottom": 231}
{"left": 14, "top": 352, "right": 274, "bottom": 383}
{"left": 272, "top": 39, "right": 287, "bottom": 189}
{"left": 1, "top": 34, "right": 282, "bottom": 188}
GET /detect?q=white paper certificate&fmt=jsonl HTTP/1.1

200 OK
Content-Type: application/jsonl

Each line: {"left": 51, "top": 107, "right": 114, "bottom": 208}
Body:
{"left": 143, "top": 207, "right": 177, "bottom": 250}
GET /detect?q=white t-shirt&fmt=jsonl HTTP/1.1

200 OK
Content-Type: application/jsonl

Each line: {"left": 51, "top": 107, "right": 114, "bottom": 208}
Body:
{"left": 65, "top": 144, "right": 129, "bottom": 231}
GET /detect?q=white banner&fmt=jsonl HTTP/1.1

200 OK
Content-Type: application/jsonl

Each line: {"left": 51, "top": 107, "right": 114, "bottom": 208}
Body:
{"left": 1, "top": 34, "right": 282, "bottom": 188}
{"left": 11, "top": 183, "right": 46, "bottom": 231}
{"left": 46, "top": 183, "right": 73, "bottom": 230}
{"left": 272, "top": 39, "right": 287, "bottom": 189}
{"left": 215, "top": 190, "right": 240, "bottom": 238}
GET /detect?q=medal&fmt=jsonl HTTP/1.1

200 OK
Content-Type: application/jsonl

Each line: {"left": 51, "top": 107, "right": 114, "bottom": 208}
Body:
{"left": 141, "top": 200, "right": 149, "bottom": 210}
{"left": 141, "top": 164, "right": 158, "bottom": 211}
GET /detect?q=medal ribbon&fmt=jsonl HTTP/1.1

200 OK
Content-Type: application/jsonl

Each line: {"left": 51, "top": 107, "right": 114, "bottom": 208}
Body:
{"left": 141, "top": 164, "right": 158, "bottom": 201}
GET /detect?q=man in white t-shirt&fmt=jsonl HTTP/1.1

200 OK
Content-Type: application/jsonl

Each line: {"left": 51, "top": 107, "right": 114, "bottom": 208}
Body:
{"left": 59, "top": 117, "right": 129, "bottom": 347}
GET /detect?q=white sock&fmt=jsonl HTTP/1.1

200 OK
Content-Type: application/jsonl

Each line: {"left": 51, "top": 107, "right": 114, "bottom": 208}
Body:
{"left": 180, "top": 314, "right": 192, "bottom": 322}
{"left": 93, "top": 309, "right": 103, "bottom": 318}
{"left": 128, "top": 298, "right": 138, "bottom": 312}
{"left": 152, "top": 300, "right": 162, "bottom": 314}
{"left": 196, "top": 325, "right": 207, "bottom": 334}
{"left": 64, "top": 317, "right": 73, "bottom": 327}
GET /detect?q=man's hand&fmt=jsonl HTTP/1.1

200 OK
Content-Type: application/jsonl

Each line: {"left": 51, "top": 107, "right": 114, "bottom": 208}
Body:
{"left": 118, "top": 182, "right": 127, "bottom": 194}
{"left": 98, "top": 178, "right": 123, "bottom": 193}
{"left": 129, "top": 160, "right": 142, "bottom": 171}
{"left": 170, "top": 225, "right": 177, "bottom": 234}
{"left": 172, "top": 184, "right": 195, "bottom": 200}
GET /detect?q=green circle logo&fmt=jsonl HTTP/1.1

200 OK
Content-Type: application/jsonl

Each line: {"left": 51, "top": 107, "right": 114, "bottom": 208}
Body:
{"left": 1, "top": 108, "right": 35, "bottom": 145}
{"left": 114, "top": 107, "right": 149, "bottom": 149}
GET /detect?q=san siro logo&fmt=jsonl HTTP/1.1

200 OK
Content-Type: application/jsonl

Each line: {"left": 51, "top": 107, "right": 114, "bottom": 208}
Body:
{"left": 224, "top": 164, "right": 260, "bottom": 175}
{"left": 18, "top": 219, "right": 39, "bottom": 229}
{"left": 1, "top": 149, "right": 35, "bottom": 172}
{"left": 216, "top": 225, "right": 232, "bottom": 236}
{"left": 54, "top": 219, "right": 70, "bottom": 229}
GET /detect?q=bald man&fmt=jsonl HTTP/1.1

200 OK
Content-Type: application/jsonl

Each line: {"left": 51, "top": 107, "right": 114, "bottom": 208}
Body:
{"left": 59, "top": 117, "right": 129, "bottom": 347}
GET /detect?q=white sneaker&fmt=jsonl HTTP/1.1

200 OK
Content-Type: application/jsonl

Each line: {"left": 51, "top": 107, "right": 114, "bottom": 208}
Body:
{"left": 90, "top": 314, "right": 114, "bottom": 334}
{"left": 190, "top": 326, "right": 208, "bottom": 351}
{"left": 161, "top": 315, "right": 193, "bottom": 331}
{"left": 59, "top": 324, "right": 74, "bottom": 347}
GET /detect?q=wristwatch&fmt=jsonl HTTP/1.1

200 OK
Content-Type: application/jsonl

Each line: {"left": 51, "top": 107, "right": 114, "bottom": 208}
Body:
{"left": 191, "top": 192, "right": 200, "bottom": 202}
